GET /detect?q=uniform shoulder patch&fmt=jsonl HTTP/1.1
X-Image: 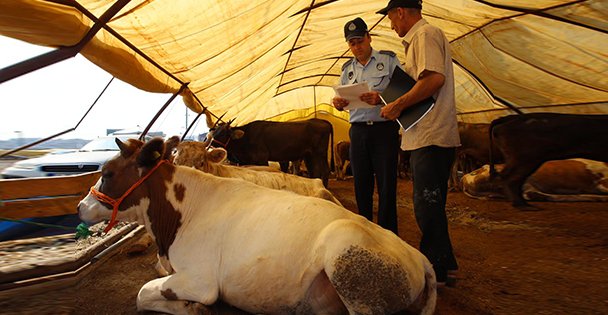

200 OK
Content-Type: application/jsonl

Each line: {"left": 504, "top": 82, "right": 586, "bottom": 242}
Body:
{"left": 341, "top": 59, "right": 353, "bottom": 71}
{"left": 379, "top": 50, "right": 396, "bottom": 57}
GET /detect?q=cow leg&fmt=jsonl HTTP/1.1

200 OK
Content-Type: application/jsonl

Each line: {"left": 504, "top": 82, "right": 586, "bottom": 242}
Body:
{"left": 156, "top": 253, "right": 173, "bottom": 276}
{"left": 279, "top": 161, "right": 290, "bottom": 173}
{"left": 137, "top": 276, "right": 218, "bottom": 315}
{"left": 304, "top": 271, "right": 348, "bottom": 315}
{"left": 335, "top": 156, "right": 344, "bottom": 180}
{"left": 500, "top": 162, "right": 542, "bottom": 209}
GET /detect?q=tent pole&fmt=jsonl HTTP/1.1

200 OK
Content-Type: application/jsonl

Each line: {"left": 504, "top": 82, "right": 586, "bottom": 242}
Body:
{"left": 0, "top": 0, "right": 132, "bottom": 84}
{"left": 140, "top": 84, "right": 188, "bottom": 140}
{"left": 181, "top": 112, "right": 204, "bottom": 141}
{"left": 0, "top": 77, "right": 115, "bottom": 158}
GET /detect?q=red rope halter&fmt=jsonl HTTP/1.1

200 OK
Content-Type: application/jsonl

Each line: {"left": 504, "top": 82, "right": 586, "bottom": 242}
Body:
{"left": 90, "top": 159, "right": 168, "bottom": 233}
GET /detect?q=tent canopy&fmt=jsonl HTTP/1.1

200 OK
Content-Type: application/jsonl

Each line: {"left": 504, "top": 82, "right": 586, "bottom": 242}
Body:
{"left": 0, "top": 0, "right": 606, "bottom": 127}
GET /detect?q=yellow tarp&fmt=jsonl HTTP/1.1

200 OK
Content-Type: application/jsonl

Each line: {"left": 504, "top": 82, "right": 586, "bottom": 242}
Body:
{"left": 0, "top": 0, "right": 606, "bottom": 127}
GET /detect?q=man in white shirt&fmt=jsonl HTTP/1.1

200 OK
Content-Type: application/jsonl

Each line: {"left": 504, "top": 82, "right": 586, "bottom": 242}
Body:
{"left": 377, "top": 0, "right": 461, "bottom": 286}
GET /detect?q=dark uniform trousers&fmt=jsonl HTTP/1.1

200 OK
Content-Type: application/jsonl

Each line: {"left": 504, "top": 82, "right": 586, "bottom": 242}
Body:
{"left": 409, "top": 145, "right": 458, "bottom": 280}
{"left": 349, "top": 121, "right": 400, "bottom": 234}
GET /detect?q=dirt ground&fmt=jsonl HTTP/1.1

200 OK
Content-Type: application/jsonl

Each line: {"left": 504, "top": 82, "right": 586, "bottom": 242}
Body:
{"left": 1, "top": 177, "right": 607, "bottom": 314}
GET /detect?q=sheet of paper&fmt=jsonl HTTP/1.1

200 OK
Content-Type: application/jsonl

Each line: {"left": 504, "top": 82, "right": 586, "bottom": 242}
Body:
{"left": 333, "top": 82, "right": 375, "bottom": 110}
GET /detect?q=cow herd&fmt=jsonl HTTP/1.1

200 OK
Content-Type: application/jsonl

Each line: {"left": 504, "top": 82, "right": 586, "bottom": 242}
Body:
{"left": 458, "top": 113, "right": 608, "bottom": 208}
{"left": 75, "top": 114, "right": 607, "bottom": 314}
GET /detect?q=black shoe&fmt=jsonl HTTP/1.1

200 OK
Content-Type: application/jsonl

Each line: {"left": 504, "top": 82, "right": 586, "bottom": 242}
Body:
{"left": 435, "top": 268, "right": 457, "bottom": 288}
{"left": 434, "top": 267, "right": 447, "bottom": 283}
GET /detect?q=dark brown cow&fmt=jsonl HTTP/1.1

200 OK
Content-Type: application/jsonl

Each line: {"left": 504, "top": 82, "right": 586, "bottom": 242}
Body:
{"left": 457, "top": 122, "right": 504, "bottom": 174}
{"left": 209, "top": 119, "right": 334, "bottom": 187}
{"left": 490, "top": 113, "right": 608, "bottom": 208}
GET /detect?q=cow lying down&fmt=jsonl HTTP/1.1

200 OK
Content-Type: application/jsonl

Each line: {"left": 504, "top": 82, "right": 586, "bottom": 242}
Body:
{"left": 171, "top": 140, "right": 342, "bottom": 206}
{"left": 462, "top": 159, "right": 608, "bottom": 202}
{"left": 77, "top": 138, "right": 436, "bottom": 315}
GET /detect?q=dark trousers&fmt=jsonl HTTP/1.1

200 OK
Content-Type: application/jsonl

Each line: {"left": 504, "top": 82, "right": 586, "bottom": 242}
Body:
{"left": 349, "top": 121, "right": 400, "bottom": 234}
{"left": 410, "top": 145, "right": 458, "bottom": 279}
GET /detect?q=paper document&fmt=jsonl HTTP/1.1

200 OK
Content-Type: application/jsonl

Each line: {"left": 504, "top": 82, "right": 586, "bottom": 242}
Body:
{"left": 333, "top": 82, "right": 375, "bottom": 110}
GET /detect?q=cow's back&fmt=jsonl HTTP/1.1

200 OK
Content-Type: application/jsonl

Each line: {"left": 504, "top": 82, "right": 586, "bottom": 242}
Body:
{"left": 229, "top": 119, "right": 331, "bottom": 162}
{"left": 491, "top": 113, "right": 608, "bottom": 162}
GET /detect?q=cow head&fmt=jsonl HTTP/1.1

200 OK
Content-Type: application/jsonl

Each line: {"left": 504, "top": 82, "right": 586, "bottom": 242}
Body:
{"left": 77, "top": 137, "right": 170, "bottom": 227}
{"left": 173, "top": 140, "right": 228, "bottom": 171}
{"left": 208, "top": 119, "right": 244, "bottom": 149}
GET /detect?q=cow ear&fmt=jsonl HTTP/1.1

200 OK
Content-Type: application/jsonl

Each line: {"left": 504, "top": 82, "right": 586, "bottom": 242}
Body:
{"left": 232, "top": 130, "right": 245, "bottom": 140}
{"left": 116, "top": 138, "right": 140, "bottom": 158}
{"left": 207, "top": 148, "right": 227, "bottom": 164}
{"left": 163, "top": 136, "right": 181, "bottom": 160}
{"left": 137, "top": 137, "right": 165, "bottom": 168}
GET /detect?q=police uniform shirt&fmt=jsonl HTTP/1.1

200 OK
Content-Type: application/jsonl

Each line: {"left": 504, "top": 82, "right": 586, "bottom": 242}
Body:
{"left": 340, "top": 49, "right": 402, "bottom": 124}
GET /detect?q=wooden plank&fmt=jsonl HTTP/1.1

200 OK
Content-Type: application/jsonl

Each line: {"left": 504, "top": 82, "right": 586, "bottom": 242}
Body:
{"left": 0, "top": 171, "right": 100, "bottom": 200}
{"left": 0, "top": 195, "right": 84, "bottom": 219}
{"left": 0, "top": 225, "right": 145, "bottom": 300}
{"left": 0, "top": 224, "right": 139, "bottom": 285}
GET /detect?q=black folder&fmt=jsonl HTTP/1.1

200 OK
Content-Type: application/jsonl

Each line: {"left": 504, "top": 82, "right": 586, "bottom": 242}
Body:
{"left": 380, "top": 66, "right": 434, "bottom": 132}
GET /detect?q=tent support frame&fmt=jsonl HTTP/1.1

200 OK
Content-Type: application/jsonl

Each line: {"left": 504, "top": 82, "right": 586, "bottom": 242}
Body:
{"left": 0, "top": 0, "right": 132, "bottom": 84}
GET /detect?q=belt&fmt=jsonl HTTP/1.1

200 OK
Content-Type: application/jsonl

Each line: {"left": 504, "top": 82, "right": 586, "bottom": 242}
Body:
{"left": 352, "top": 120, "right": 391, "bottom": 126}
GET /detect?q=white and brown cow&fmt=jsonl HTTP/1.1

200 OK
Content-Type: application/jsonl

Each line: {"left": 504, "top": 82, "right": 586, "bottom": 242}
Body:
{"left": 172, "top": 140, "right": 342, "bottom": 206}
{"left": 78, "top": 138, "right": 436, "bottom": 315}
{"left": 462, "top": 159, "right": 608, "bottom": 202}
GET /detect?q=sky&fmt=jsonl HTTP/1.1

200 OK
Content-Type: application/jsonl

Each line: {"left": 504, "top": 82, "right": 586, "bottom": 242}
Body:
{"left": 0, "top": 35, "right": 208, "bottom": 141}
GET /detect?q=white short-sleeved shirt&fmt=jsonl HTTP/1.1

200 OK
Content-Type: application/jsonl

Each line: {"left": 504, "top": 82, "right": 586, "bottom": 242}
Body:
{"left": 400, "top": 19, "right": 460, "bottom": 150}
{"left": 340, "top": 49, "right": 402, "bottom": 123}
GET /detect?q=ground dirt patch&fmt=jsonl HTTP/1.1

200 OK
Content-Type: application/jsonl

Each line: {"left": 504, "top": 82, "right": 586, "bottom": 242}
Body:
{"left": 1, "top": 177, "right": 607, "bottom": 314}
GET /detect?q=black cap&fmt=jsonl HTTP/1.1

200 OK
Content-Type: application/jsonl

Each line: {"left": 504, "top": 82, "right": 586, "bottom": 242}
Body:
{"left": 344, "top": 17, "right": 368, "bottom": 42}
{"left": 376, "top": 0, "right": 422, "bottom": 15}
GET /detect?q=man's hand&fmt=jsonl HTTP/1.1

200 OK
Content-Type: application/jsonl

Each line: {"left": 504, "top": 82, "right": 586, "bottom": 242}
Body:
{"left": 360, "top": 91, "right": 381, "bottom": 105}
{"left": 332, "top": 96, "right": 349, "bottom": 111}
{"left": 380, "top": 101, "right": 402, "bottom": 120}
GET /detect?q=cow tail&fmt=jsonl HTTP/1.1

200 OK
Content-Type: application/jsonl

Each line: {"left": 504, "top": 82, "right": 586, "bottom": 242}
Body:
{"left": 489, "top": 120, "right": 497, "bottom": 179}
{"left": 330, "top": 124, "right": 335, "bottom": 172}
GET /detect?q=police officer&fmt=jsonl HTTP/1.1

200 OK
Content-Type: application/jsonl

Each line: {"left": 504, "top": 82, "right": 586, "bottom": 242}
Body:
{"left": 332, "top": 17, "right": 402, "bottom": 234}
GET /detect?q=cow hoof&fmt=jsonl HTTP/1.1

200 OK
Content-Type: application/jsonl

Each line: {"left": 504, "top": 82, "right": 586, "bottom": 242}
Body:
{"left": 187, "top": 301, "right": 214, "bottom": 315}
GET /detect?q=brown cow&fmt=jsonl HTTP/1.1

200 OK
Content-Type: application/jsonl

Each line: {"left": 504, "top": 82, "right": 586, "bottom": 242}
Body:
{"left": 490, "top": 113, "right": 608, "bottom": 208}
{"left": 462, "top": 159, "right": 608, "bottom": 202}
{"left": 334, "top": 141, "right": 350, "bottom": 180}
{"left": 209, "top": 119, "right": 334, "bottom": 187}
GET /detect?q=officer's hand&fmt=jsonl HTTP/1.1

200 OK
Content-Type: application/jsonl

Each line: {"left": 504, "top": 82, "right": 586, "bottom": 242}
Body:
{"left": 332, "top": 97, "right": 349, "bottom": 111}
{"left": 380, "top": 101, "right": 402, "bottom": 120}
{"left": 360, "top": 91, "right": 381, "bottom": 105}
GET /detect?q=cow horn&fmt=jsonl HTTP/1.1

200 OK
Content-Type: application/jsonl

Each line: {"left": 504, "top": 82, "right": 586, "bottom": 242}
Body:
{"left": 212, "top": 112, "right": 227, "bottom": 129}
